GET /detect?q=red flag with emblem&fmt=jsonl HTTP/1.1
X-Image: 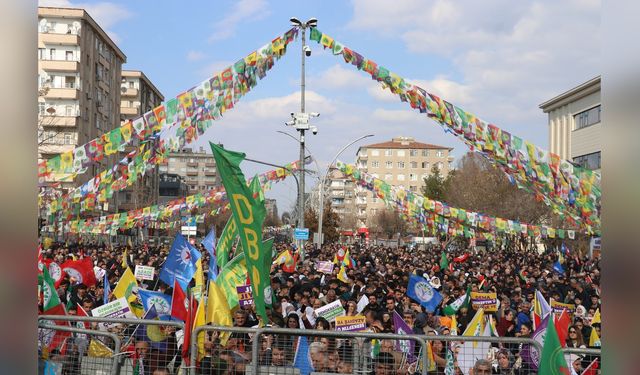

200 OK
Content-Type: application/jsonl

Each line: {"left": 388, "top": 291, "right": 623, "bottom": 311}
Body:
{"left": 170, "top": 280, "right": 188, "bottom": 322}
{"left": 61, "top": 257, "right": 96, "bottom": 287}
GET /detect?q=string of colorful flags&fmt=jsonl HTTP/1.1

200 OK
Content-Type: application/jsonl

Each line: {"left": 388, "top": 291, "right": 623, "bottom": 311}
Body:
{"left": 40, "top": 28, "right": 300, "bottom": 219}
{"left": 309, "top": 27, "right": 600, "bottom": 235}
{"left": 54, "top": 160, "right": 301, "bottom": 235}
{"left": 336, "top": 161, "right": 579, "bottom": 240}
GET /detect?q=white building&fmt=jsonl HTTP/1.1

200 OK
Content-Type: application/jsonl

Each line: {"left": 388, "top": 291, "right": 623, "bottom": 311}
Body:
{"left": 539, "top": 76, "right": 601, "bottom": 171}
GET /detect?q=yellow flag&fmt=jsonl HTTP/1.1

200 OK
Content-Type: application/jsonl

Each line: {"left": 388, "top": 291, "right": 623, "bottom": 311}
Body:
{"left": 88, "top": 339, "right": 113, "bottom": 358}
{"left": 121, "top": 248, "right": 128, "bottom": 268}
{"left": 273, "top": 250, "right": 292, "bottom": 266}
{"left": 463, "top": 308, "right": 485, "bottom": 338}
{"left": 206, "top": 280, "right": 233, "bottom": 346}
{"left": 450, "top": 314, "right": 458, "bottom": 336}
{"left": 194, "top": 259, "right": 204, "bottom": 301}
{"left": 194, "top": 297, "right": 207, "bottom": 361}
{"left": 589, "top": 327, "right": 601, "bottom": 347}
{"left": 426, "top": 342, "right": 437, "bottom": 371}
{"left": 113, "top": 267, "right": 143, "bottom": 317}
{"left": 591, "top": 308, "right": 601, "bottom": 324}
{"left": 337, "top": 264, "right": 350, "bottom": 283}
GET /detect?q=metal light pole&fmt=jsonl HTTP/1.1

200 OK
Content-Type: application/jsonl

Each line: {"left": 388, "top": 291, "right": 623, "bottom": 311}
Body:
{"left": 287, "top": 17, "right": 318, "bottom": 260}
{"left": 317, "top": 134, "right": 374, "bottom": 247}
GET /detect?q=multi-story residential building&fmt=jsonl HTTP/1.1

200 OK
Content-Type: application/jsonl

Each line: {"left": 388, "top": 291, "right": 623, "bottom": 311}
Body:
{"left": 354, "top": 136, "right": 454, "bottom": 228}
{"left": 539, "top": 76, "right": 601, "bottom": 171}
{"left": 117, "top": 70, "right": 164, "bottom": 211}
{"left": 37, "top": 7, "right": 126, "bottom": 212}
{"left": 158, "top": 173, "right": 188, "bottom": 205}
{"left": 310, "top": 169, "right": 358, "bottom": 231}
{"left": 265, "top": 199, "right": 278, "bottom": 219}
{"left": 158, "top": 147, "right": 219, "bottom": 196}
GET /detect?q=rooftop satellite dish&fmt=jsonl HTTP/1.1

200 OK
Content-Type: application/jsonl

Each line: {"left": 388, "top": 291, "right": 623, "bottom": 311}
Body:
{"left": 120, "top": 86, "right": 127, "bottom": 93}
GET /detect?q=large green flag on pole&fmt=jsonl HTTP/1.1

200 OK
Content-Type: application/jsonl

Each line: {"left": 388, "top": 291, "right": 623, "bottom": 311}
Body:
{"left": 215, "top": 253, "right": 248, "bottom": 310}
{"left": 250, "top": 175, "right": 275, "bottom": 309}
{"left": 210, "top": 143, "right": 271, "bottom": 324}
{"left": 538, "top": 313, "right": 570, "bottom": 374}
{"left": 216, "top": 216, "right": 240, "bottom": 270}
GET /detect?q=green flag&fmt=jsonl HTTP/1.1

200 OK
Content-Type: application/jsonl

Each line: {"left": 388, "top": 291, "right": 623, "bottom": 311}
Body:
{"left": 210, "top": 143, "right": 271, "bottom": 324}
{"left": 216, "top": 216, "right": 240, "bottom": 270}
{"left": 539, "top": 314, "right": 570, "bottom": 374}
{"left": 442, "top": 285, "right": 471, "bottom": 316}
{"left": 440, "top": 251, "right": 449, "bottom": 270}
{"left": 215, "top": 254, "right": 248, "bottom": 310}
{"left": 41, "top": 266, "right": 61, "bottom": 312}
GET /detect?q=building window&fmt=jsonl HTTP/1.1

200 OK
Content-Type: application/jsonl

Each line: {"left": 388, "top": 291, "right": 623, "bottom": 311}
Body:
{"left": 371, "top": 150, "right": 379, "bottom": 156}
{"left": 397, "top": 174, "right": 405, "bottom": 181}
{"left": 436, "top": 150, "right": 444, "bottom": 157}
{"left": 384, "top": 173, "right": 392, "bottom": 181}
{"left": 422, "top": 150, "right": 429, "bottom": 157}
{"left": 410, "top": 161, "right": 417, "bottom": 168}
{"left": 448, "top": 161, "right": 453, "bottom": 170}
{"left": 574, "top": 105, "right": 601, "bottom": 130}
{"left": 129, "top": 81, "right": 135, "bottom": 89}
{"left": 38, "top": 48, "right": 45, "bottom": 60}
{"left": 410, "top": 186, "right": 418, "bottom": 192}
{"left": 371, "top": 161, "right": 379, "bottom": 168}
{"left": 397, "top": 161, "right": 405, "bottom": 168}
{"left": 385, "top": 161, "right": 393, "bottom": 169}
{"left": 410, "top": 149, "right": 418, "bottom": 157}
{"left": 385, "top": 149, "right": 393, "bottom": 156}
{"left": 397, "top": 150, "right": 405, "bottom": 157}
{"left": 437, "top": 162, "right": 443, "bottom": 170}
{"left": 372, "top": 196, "right": 378, "bottom": 203}
{"left": 49, "top": 48, "right": 56, "bottom": 60}
{"left": 573, "top": 152, "right": 601, "bottom": 170}
{"left": 422, "top": 162, "right": 429, "bottom": 169}
{"left": 65, "top": 51, "right": 73, "bottom": 61}
{"left": 38, "top": 102, "right": 45, "bottom": 115}
{"left": 410, "top": 173, "right": 417, "bottom": 181}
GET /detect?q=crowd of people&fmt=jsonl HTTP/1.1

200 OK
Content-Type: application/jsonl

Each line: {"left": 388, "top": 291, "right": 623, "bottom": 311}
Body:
{"left": 38, "top": 238, "right": 601, "bottom": 374}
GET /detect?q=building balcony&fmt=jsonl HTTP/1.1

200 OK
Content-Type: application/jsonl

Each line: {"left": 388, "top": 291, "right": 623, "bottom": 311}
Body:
{"left": 45, "top": 87, "right": 79, "bottom": 100}
{"left": 122, "top": 87, "right": 139, "bottom": 97}
{"left": 39, "top": 33, "right": 80, "bottom": 46}
{"left": 98, "top": 80, "right": 110, "bottom": 93}
{"left": 39, "top": 60, "right": 79, "bottom": 72}
{"left": 205, "top": 180, "right": 216, "bottom": 186}
{"left": 205, "top": 162, "right": 216, "bottom": 168}
{"left": 39, "top": 115, "right": 79, "bottom": 127}
{"left": 204, "top": 170, "right": 216, "bottom": 176}
{"left": 187, "top": 162, "right": 198, "bottom": 167}
{"left": 186, "top": 170, "right": 198, "bottom": 176}
{"left": 121, "top": 106, "right": 139, "bottom": 116}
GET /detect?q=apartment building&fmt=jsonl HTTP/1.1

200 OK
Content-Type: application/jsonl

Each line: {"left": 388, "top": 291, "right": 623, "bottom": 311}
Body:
{"left": 539, "top": 76, "right": 601, "bottom": 171}
{"left": 117, "top": 70, "right": 164, "bottom": 211}
{"left": 38, "top": 7, "right": 126, "bottom": 197}
{"left": 355, "top": 136, "right": 454, "bottom": 228}
{"left": 158, "top": 147, "right": 219, "bottom": 196}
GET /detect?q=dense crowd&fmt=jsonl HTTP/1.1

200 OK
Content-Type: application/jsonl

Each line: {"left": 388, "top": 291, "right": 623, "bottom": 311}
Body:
{"left": 38, "top": 239, "right": 601, "bottom": 374}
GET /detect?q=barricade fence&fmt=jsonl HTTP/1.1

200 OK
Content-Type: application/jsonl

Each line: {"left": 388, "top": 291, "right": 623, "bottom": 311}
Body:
{"left": 38, "top": 315, "right": 185, "bottom": 375}
{"left": 562, "top": 347, "right": 602, "bottom": 373}
{"left": 37, "top": 317, "right": 601, "bottom": 375}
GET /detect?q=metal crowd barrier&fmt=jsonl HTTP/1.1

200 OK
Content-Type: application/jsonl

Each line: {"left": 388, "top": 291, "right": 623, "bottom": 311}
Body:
{"left": 36, "top": 316, "right": 573, "bottom": 375}
{"left": 39, "top": 315, "right": 185, "bottom": 375}
{"left": 38, "top": 322, "right": 121, "bottom": 375}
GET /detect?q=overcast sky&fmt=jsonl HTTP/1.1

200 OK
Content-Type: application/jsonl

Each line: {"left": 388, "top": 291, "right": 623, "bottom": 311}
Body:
{"left": 41, "top": 0, "right": 600, "bottom": 214}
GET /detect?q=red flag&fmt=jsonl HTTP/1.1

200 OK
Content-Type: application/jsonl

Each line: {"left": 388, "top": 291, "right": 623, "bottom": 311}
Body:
{"left": 581, "top": 358, "right": 599, "bottom": 375}
{"left": 453, "top": 253, "right": 470, "bottom": 263}
{"left": 170, "top": 280, "right": 188, "bottom": 322}
{"left": 61, "top": 257, "right": 96, "bottom": 287}
{"left": 43, "top": 259, "right": 67, "bottom": 288}
{"left": 75, "top": 303, "right": 91, "bottom": 329}
{"left": 282, "top": 253, "right": 299, "bottom": 273}
{"left": 554, "top": 309, "right": 571, "bottom": 347}
{"left": 182, "top": 295, "right": 198, "bottom": 366}
{"left": 41, "top": 304, "right": 71, "bottom": 353}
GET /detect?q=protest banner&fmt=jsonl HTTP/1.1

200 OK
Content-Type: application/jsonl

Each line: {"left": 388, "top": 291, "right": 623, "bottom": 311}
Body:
{"left": 236, "top": 285, "right": 254, "bottom": 308}
{"left": 315, "top": 300, "right": 345, "bottom": 323}
{"left": 91, "top": 297, "right": 136, "bottom": 329}
{"left": 550, "top": 300, "right": 576, "bottom": 316}
{"left": 134, "top": 265, "right": 155, "bottom": 281}
{"left": 335, "top": 315, "right": 366, "bottom": 332}
{"left": 316, "top": 261, "right": 334, "bottom": 274}
{"left": 470, "top": 292, "right": 498, "bottom": 312}
{"left": 356, "top": 295, "right": 369, "bottom": 313}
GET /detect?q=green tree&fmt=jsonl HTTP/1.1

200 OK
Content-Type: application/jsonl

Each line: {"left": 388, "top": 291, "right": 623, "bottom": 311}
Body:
{"left": 421, "top": 164, "right": 448, "bottom": 201}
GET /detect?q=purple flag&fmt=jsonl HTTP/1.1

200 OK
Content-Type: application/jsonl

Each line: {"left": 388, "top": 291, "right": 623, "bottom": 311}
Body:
{"left": 520, "top": 315, "right": 549, "bottom": 370}
{"left": 392, "top": 311, "right": 417, "bottom": 363}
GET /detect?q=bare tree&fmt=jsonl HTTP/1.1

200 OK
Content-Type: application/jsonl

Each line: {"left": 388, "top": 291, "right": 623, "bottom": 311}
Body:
{"left": 372, "top": 208, "right": 408, "bottom": 240}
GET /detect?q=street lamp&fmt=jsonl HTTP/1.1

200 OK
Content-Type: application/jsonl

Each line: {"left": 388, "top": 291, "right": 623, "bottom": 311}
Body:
{"left": 317, "top": 134, "right": 374, "bottom": 247}
{"left": 286, "top": 17, "right": 319, "bottom": 260}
